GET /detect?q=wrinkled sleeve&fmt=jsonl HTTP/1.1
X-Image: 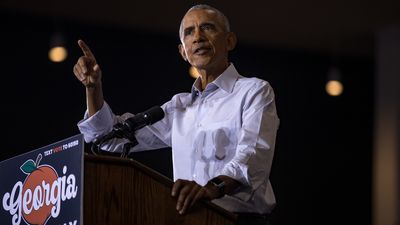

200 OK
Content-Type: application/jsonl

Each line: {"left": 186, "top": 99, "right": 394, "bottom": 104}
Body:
{"left": 220, "top": 82, "right": 279, "bottom": 201}
{"left": 77, "top": 102, "right": 117, "bottom": 143}
{"left": 77, "top": 101, "right": 171, "bottom": 153}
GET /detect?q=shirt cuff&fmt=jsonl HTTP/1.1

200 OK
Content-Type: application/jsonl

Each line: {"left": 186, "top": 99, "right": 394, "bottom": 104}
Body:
{"left": 220, "top": 157, "right": 254, "bottom": 201}
{"left": 77, "top": 102, "right": 115, "bottom": 143}
{"left": 220, "top": 167, "right": 254, "bottom": 201}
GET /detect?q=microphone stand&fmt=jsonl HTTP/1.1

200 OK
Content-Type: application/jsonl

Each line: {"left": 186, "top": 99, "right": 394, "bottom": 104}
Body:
{"left": 91, "top": 122, "right": 139, "bottom": 158}
{"left": 120, "top": 142, "right": 137, "bottom": 158}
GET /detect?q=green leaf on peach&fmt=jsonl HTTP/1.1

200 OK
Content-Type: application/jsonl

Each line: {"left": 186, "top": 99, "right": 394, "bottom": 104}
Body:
{"left": 20, "top": 159, "right": 37, "bottom": 174}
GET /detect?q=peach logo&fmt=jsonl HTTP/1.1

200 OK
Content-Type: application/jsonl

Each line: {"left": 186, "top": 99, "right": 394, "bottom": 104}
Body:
{"left": 2, "top": 154, "right": 78, "bottom": 225}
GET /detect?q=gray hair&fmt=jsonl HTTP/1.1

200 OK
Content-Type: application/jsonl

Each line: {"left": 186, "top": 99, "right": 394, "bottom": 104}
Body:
{"left": 179, "top": 4, "right": 231, "bottom": 41}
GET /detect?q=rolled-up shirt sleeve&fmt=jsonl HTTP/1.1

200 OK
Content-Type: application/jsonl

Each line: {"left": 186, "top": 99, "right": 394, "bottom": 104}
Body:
{"left": 220, "top": 82, "right": 279, "bottom": 201}
{"left": 77, "top": 101, "right": 170, "bottom": 153}
{"left": 77, "top": 102, "right": 116, "bottom": 143}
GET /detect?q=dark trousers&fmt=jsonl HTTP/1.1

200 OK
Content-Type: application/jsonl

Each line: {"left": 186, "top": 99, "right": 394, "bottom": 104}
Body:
{"left": 235, "top": 213, "right": 271, "bottom": 225}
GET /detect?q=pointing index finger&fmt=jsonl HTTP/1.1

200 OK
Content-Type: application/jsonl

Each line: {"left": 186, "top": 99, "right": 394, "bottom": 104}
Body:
{"left": 78, "top": 40, "right": 96, "bottom": 59}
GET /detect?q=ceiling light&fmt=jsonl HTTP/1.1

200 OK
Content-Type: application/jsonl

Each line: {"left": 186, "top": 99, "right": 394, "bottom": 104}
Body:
{"left": 325, "top": 66, "right": 343, "bottom": 96}
{"left": 49, "top": 32, "right": 68, "bottom": 63}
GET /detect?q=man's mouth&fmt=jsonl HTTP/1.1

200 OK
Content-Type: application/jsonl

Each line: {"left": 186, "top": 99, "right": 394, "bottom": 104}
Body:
{"left": 194, "top": 47, "right": 212, "bottom": 55}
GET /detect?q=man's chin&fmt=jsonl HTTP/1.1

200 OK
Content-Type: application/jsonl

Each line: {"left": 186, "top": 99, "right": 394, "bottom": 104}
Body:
{"left": 190, "top": 61, "right": 212, "bottom": 70}
{"left": 190, "top": 55, "right": 213, "bottom": 66}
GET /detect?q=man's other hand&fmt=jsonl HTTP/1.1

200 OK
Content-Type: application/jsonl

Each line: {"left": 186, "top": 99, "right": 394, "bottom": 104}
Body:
{"left": 171, "top": 179, "right": 220, "bottom": 215}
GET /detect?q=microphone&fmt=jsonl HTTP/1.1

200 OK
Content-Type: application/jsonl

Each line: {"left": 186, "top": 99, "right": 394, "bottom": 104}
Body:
{"left": 115, "top": 105, "right": 165, "bottom": 138}
{"left": 92, "top": 106, "right": 165, "bottom": 153}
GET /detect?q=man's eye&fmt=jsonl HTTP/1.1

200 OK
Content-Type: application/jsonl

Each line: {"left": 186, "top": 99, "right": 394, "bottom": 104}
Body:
{"left": 202, "top": 25, "right": 212, "bottom": 30}
{"left": 184, "top": 29, "right": 193, "bottom": 37}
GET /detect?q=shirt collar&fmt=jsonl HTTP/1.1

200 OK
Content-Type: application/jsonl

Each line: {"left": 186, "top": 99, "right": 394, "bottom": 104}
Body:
{"left": 191, "top": 63, "right": 240, "bottom": 99}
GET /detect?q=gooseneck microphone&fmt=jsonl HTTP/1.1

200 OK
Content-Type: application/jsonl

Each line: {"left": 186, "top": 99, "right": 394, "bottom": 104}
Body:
{"left": 92, "top": 106, "right": 165, "bottom": 157}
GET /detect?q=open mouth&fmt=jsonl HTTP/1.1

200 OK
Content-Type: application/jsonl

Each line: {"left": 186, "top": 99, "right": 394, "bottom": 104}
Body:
{"left": 194, "top": 47, "right": 212, "bottom": 55}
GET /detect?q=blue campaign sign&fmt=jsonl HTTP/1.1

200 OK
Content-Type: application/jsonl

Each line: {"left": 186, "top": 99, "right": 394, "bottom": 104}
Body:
{"left": 0, "top": 134, "right": 84, "bottom": 225}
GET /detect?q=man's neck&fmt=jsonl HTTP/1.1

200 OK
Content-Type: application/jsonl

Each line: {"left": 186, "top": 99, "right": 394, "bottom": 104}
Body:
{"left": 197, "top": 62, "right": 229, "bottom": 91}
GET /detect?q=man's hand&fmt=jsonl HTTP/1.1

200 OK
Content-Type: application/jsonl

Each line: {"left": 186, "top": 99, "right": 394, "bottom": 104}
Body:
{"left": 171, "top": 176, "right": 242, "bottom": 215}
{"left": 171, "top": 179, "right": 220, "bottom": 215}
{"left": 73, "top": 40, "right": 102, "bottom": 88}
{"left": 73, "top": 39, "right": 104, "bottom": 116}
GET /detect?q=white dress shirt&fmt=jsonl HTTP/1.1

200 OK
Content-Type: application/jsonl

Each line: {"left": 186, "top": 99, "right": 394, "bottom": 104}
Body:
{"left": 78, "top": 64, "right": 279, "bottom": 214}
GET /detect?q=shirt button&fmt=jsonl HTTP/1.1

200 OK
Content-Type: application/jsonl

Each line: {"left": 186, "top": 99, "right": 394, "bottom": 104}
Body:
{"left": 197, "top": 123, "right": 202, "bottom": 127}
{"left": 193, "top": 174, "right": 197, "bottom": 178}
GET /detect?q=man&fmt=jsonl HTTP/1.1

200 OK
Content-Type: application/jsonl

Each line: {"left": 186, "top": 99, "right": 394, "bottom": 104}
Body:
{"left": 74, "top": 4, "right": 279, "bottom": 225}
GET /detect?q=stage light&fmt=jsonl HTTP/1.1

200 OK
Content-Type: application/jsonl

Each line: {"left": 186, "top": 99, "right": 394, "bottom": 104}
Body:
{"left": 49, "top": 46, "right": 67, "bottom": 62}
{"left": 326, "top": 80, "right": 343, "bottom": 96}
{"left": 325, "top": 66, "right": 343, "bottom": 96}
{"left": 48, "top": 32, "right": 68, "bottom": 63}
{"left": 189, "top": 66, "right": 200, "bottom": 78}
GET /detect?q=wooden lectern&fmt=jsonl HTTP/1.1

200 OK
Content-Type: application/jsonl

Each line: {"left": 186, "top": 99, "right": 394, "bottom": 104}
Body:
{"left": 84, "top": 154, "right": 238, "bottom": 225}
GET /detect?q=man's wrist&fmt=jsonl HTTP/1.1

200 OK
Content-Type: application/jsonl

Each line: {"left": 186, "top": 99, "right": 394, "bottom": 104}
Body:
{"left": 208, "top": 177, "right": 225, "bottom": 198}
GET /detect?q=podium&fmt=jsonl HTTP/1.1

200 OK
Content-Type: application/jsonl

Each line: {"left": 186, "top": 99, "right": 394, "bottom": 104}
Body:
{"left": 0, "top": 134, "right": 237, "bottom": 225}
{"left": 84, "top": 154, "right": 238, "bottom": 225}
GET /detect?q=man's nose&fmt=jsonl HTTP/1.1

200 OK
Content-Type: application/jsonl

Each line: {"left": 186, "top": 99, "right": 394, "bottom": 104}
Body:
{"left": 193, "top": 27, "right": 205, "bottom": 43}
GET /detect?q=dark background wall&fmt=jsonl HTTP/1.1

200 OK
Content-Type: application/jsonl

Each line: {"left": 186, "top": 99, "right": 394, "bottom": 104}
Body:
{"left": 1, "top": 8, "right": 373, "bottom": 225}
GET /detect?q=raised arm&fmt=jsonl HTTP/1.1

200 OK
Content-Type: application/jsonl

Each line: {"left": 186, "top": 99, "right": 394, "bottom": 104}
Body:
{"left": 73, "top": 39, "right": 104, "bottom": 116}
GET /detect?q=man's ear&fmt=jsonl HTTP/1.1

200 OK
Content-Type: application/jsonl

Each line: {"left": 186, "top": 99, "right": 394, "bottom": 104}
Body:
{"left": 178, "top": 44, "right": 188, "bottom": 61}
{"left": 226, "top": 32, "right": 237, "bottom": 51}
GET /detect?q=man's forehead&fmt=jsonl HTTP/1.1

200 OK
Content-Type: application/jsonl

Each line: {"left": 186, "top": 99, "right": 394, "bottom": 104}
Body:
{"left": 182, "top": 9, "right": 220, "bottom": 27}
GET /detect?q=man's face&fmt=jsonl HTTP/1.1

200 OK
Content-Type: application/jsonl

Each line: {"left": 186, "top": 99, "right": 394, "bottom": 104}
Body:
{"left": 179, "top": 9, "right": 236, "bottom": 72}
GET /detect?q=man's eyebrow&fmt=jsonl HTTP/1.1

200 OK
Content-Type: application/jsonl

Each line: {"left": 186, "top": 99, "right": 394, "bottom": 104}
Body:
{"left": 182, "top": 21, "right": 219, "bottom": 36}
{"left": 184, "top": 22, "right": 217, "bottom": 31}
{"left": 200, "top": 22, "right": 216, "bottom": 27}
{"left": 184, "top": 26, "right": 194, "bottom": 31}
